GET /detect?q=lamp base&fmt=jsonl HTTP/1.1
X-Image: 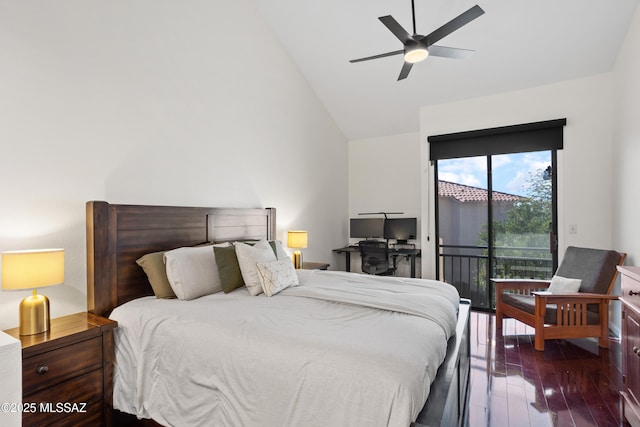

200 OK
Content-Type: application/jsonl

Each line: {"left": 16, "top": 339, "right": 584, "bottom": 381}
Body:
{"left": 19, "top": 290, "right": 50, "bottom": 335}
{"left": 293, "top": 250, "right": 303, "bottom": 269}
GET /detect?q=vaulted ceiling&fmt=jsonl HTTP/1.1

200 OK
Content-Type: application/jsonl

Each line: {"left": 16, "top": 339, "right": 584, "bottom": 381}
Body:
{"left": 252, "top": 0, "right": 640, "bottom": 139}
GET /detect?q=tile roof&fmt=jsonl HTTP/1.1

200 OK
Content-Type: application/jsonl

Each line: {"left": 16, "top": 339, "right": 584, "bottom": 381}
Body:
{"left": 438, "top": 180, "right": 522, "bottom": 203}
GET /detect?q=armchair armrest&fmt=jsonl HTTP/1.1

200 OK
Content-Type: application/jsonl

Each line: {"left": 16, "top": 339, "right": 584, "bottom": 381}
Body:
{"left": 492, "top": 278, "right": 551, "bottom": 295}
{"left": 532, "top": 291, "right": 618, "bottom": 301}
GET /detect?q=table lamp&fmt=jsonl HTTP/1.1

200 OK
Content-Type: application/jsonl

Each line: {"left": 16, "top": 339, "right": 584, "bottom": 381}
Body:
{"left": 1, "top": 249, "right": 64, "bottom": 335}
{"left": 287, "top": 231, "right": 308, "bottom": 269}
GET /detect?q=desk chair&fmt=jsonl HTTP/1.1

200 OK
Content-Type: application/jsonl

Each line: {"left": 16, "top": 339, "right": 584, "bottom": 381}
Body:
{"left": 358, "top": 240, "right": 396, "bottom": 276}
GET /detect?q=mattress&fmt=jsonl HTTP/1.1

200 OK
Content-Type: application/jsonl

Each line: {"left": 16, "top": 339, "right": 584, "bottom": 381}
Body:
{"left": 109, "top": 270, "right": 459, "bottom": 427}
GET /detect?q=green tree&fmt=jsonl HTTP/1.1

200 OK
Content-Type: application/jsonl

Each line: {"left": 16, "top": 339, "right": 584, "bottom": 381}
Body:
{"left": 478, "top": 169, "right": 552, "bottom": 281}
{"left": 478, "top": 169, "right": 551, "bottom": 249}
{"left": 496, "top": 171, "right": 551, "bottom": 233}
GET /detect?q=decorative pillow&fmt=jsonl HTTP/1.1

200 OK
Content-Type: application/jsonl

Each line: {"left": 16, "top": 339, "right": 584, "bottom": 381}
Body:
{"left": 238, "top": 240, "right": 288, "bottom": 260}
{"left": 164, "top": 243, "right": 230, "bottom": 300}
{"left": 215, "top": 245, "right": 245, "bottom": 293}
{"left": 235, "top": 240, "right": 277, "bottom": 296}
{"left": 547, "top": 275, "right": 582, "bottom": 294}
{"left": 268, "top": 240, "right": 289, "bottom": 260}
{"left": 136, "top": 251, "right": 177, "bottom": 299}
{"left": 256, "top": 259, "right": 299, "bottom": 297}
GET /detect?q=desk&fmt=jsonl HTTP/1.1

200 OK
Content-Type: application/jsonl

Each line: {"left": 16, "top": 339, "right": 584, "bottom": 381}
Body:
{"left": 332, "top": 246, "right": 421, "bottom": 278}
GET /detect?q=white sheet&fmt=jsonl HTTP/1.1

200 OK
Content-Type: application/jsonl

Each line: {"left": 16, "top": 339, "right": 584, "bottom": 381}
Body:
{"left": 110, "top": 270, "right": 459, "bottom": 427}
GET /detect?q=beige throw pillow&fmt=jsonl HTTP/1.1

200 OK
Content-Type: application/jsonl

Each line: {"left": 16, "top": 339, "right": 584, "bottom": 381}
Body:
{"left": 136, "top": 251, "right": 177, "bottom": 299}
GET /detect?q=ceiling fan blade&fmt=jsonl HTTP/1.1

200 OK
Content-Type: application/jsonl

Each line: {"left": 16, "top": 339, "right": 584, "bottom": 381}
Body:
{"left": 398, "top": 62, "right": 413, "bottom": 81}
{"left": 423, "top": 5, "right": 484, "bottom": 47}
{"left": 349, "top": 49, "right": 404, "bottom": 63}
{"left": 379, "top": 15, "right": 414, "bottom": 44}
{"left": 428, "top": 45, "right": 475, "bottom": 59}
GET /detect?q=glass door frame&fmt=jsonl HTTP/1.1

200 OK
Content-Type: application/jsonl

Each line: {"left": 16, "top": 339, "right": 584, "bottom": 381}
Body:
{"left": 433, "top": 150, "right": 559, "bottom": 311}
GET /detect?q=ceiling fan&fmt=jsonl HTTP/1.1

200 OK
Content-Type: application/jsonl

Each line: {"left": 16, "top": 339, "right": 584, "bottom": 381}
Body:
{"left": 349, "top": 2, "right": 485, "bottom": 81}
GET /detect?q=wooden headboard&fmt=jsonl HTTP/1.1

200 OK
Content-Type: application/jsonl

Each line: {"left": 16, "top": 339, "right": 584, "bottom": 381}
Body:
{"left": 86, "top": 201, "right": 276, "bottom": 317}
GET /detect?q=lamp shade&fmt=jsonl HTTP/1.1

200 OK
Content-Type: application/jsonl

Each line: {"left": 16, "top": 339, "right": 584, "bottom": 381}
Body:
{"left": 2, "top": 249, "right": 64, "bottom": 290}
{"left": 287, "top": 231, "right": 308, "bottom": 249}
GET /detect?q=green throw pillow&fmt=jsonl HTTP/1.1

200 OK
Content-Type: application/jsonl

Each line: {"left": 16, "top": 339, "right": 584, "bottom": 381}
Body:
{"left": 214, "top": 245, "right": 245, "bottom": 293}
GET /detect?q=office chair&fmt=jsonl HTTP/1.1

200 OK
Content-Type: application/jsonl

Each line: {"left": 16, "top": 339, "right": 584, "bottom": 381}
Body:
{"left": 358, "top": 240, "right": 396, "bottom": 276}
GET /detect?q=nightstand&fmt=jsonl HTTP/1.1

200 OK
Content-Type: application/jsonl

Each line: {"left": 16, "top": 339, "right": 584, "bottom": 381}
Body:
{"left": 3, "top": 312, "right": 117, "bottom": 427}
{"left": 302, "top": 262, "right": 330, "bottom": 270}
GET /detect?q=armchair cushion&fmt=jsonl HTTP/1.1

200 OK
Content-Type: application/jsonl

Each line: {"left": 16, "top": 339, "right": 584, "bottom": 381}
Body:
{"left": 556, "top": 247, "right": 623, "bottom": 294}
{"left": 501, "top": 293, "right": 600, "bottom": 325}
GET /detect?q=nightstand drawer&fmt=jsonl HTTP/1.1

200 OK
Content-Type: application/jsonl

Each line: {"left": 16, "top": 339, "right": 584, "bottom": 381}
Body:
{"left": 22, "top": 336, "right": 103, "bottom": 395}
{"left": 26, "top": 401, "right": 104, "bottom": 427}
{"left": 22, "top": 400, "right": 103, "bottom": 427}
{"left": 24, "top": 369, "right": 103, "bottom": 425}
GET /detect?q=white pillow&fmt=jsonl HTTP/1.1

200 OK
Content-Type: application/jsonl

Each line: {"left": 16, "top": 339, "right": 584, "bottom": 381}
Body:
{"left": 547, "top": 275, "right": 582, "bottom": 294}
{"left": 164, "top": 243, "right": 230, "bottom": 300}
{"left": 271, "top": 240, "right": 290, "bottom": 261}
{"left": 235, "top": 240, "right": 277, "bottom": 296}
{"left": 256, "top": 259, "right": 299, "bottom": 297}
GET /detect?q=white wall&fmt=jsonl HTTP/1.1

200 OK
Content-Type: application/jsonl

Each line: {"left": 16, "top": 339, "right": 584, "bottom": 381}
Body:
{"left": 613, "top": 4, "right": 640, "bottom": 266}
{"left": 348, "top": 74, "right": 617, "bottom": 281}
{"left": 345, "top": 7, "right": 640, "bottom": 338}
{"left": 349, "top": 74, "right": 620, "bottom": 331}
{"left": 418, "top": 75, "right": 623, "bottom": 333}
{"left": 347, "top": 132, "right": 421, "bottom": 276}
{"left": 419, "top": 74, "right": 615, "bottom": 279}
{"left": 0, "top": 0, "right": 348, "bottom": 329}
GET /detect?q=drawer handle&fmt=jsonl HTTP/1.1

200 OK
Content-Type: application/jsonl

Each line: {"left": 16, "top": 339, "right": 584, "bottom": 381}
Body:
{"left": 36, "top": 365, "right": 49, "bottom": 375}
{"left": 629, "top": 290, "right": 640, "bottom": 296}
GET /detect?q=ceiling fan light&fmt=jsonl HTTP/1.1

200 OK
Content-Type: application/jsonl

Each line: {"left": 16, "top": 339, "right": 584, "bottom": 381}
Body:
{"left": 404, "top": 46, "right": 429, "bottom": 63}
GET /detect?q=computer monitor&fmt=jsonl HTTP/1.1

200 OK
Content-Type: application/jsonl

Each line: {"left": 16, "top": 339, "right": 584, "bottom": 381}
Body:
{"left": 384, "top": 218, "right": 417, "bottom": 243}
{"left": 349, "top": 218, "right": 384, "bottom": 239}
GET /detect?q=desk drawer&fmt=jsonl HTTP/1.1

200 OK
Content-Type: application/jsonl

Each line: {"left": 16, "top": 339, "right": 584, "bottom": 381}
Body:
{"left": 22, "top": 336, "right": 102, "bottom": 395}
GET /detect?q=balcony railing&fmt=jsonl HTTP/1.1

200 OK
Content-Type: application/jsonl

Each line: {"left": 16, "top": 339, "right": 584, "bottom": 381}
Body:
{"left": 439, "top": 244, "right": 553, "bottom": 310}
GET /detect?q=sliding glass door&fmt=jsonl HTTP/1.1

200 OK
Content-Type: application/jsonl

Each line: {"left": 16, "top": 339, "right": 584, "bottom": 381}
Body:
{"left": 436, "top": 155, "right": 490, "bottom": 308}
{"left": 490, "top": 152, "right": 556, "bottom": 287}
{"left": 429, "top": 119, "right": 565, "bottom": 310}
{"left": 435, "top": 150, "right": 557, "bottom": 310}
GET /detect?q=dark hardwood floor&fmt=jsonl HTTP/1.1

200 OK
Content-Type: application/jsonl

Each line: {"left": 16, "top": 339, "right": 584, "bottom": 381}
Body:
{"left": 467, "top": 311, "right": 630, "bottom": 427}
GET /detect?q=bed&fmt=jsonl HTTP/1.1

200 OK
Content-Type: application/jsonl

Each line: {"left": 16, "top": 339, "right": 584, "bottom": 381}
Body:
{"left": 85, "top": 201, "right": 470, "bottom": 427}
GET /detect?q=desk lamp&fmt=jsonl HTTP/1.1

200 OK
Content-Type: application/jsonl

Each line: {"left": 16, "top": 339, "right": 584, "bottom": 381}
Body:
{"left": 287, "top": 231, "right": 308, "bottom": 269}
{"left": 1, "top": 249, "right": 64, "bottom": 335}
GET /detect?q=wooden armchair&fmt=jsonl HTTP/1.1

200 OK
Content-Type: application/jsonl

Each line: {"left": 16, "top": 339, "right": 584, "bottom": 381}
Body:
{"left": 494, "top": 246, "right": 626, "bottom": 351}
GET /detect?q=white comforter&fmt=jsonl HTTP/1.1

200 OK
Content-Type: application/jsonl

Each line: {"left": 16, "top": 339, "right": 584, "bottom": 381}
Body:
{"left": 110, "top": 270, "right": 459, "bottom": 427}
